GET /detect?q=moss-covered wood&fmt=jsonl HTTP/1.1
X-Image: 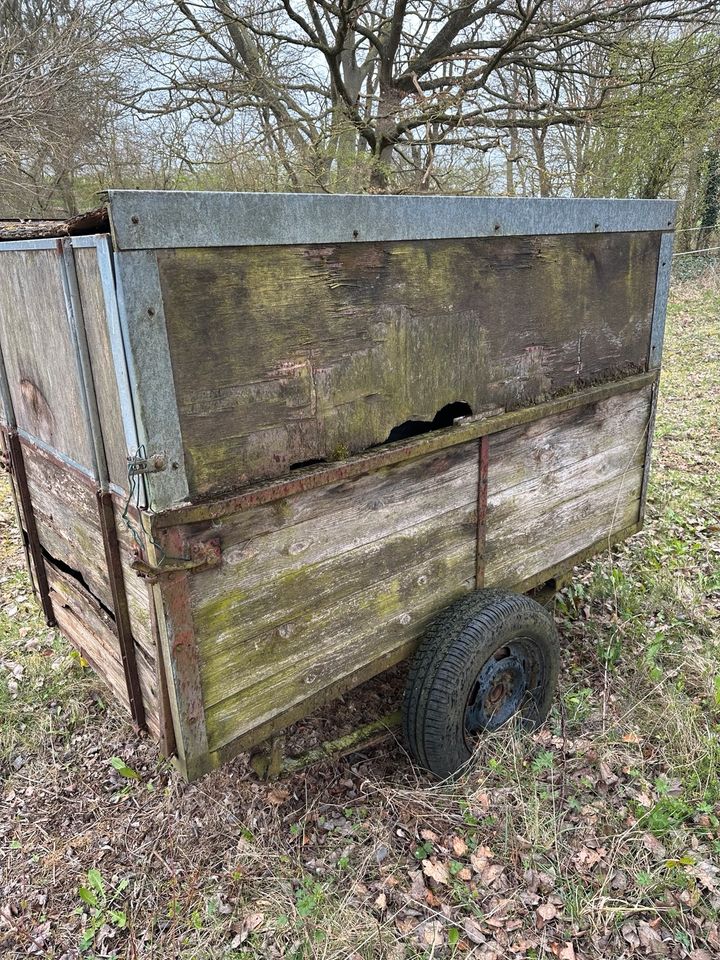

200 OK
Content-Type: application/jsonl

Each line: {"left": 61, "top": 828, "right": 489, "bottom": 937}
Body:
{"left": 156, "top": 232, "right": 660, "bottom": 498}
{"left": 205, "top": 547, "right": 475, "bottom": 753}
{"left": 188, "top": 442, "right": 479, "bottom": 751}
{"left": 166, "top": 382, "right": 653, "bottom": 767}
{"left": 153, "top": 371, "right": 657, "bottom": 530}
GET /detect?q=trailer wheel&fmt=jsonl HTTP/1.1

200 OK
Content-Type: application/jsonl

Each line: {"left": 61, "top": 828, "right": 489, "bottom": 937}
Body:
{"left": 402, "top": 590, "right": 560, "bottom": 778}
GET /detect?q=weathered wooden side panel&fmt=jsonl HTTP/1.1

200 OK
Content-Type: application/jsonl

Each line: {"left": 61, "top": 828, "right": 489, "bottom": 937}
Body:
{"left": 485, "top": 385, "right": 652, "bottom": 587}
{"left": 156, "top": 231, "right": 660, "bottom": 498}
{"left": 185, "top": 383, "right": 652, "bottom": 766}
{"left": 47, "top": 563, "right": 162, "bottom": 739}
{"left": 73, "top": 247, "right": 129, "bottom": 488}
{"left": 0, "top": 249, "right": 94, "bottom": 468}
{"left": 188, "top": 443, "right": 480, "bottom": 755}
{"left": 18, "top": 441, "right": 162, "bottom": 734}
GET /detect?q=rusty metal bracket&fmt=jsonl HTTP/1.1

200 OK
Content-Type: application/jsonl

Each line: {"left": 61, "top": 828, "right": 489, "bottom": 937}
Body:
{"left": 97, "top": 490, "right": 147, "bottom": 730}
{"left": 132, "top": 536, "right": 222, "bottom": 582}
{"left": 3, "top": 430, "right": 55, "bottom": 626}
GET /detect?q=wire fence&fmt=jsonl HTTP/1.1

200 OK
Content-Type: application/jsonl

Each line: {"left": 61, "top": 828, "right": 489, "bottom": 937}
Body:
{"left": 673, "top": 244, "right": 720, "bottom": 287}
{"left": 671, "top": 228, "right": 720, "bottom": 283}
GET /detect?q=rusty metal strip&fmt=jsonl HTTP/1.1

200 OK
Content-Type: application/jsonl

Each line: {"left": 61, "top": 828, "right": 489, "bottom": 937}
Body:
{"left": 0, "top": 427, "right": 35, "bottom": 598}
{"left": 153, "top": 370, "right": 659, "bottom": 530}
{"left": 96, "top": 489, "right": 146, "bottom": 729}
{"left": 639, "top": 380, "right": 659, "bottom": 523}
{"left": 131, "top": 537, "right": 221, "bottom": 581}
{"left": 475, "top": 434, "right": 489, "bottom": 589}
{"left": 147, "top": 589, "right": 177, "bottom": 758}
{"left": 5, "top": 430, "right": 55, "bottom": 626}
{"left": 153, "top": 526, "right": 211, "bottom": 781}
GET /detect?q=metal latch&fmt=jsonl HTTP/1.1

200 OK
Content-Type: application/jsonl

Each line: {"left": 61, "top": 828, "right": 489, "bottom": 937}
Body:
{"left": 131, "top": 536, "right": 222, "bottom": 582}
{"left": 127, "top": 451, "right": 167, "bottom": 477}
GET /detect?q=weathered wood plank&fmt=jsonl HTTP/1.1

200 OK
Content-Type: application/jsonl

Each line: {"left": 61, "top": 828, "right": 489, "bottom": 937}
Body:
{"left": 0, "top": 249, "right": 94, "bottom": 468}
{"left": 197, "top": 503, "right": 477, "bottom": 707}
{"left": 157, "top": 232, "right": 659, "bottom": 497}
{"left": 485, "top": 387, "right": 651, "bottom": 586}
{"left": 20, "top": 443, "right": 154, "bottom": 653}
{"left": 190, "top": 442, "right": 478, "bottom": 626}
{"left": 487, "top": 386, "right": 651, "bottom": 497}
{"left": 204, "top": 546, "right": 476, "bottom": 751}
{"left": 47, "top": 562, "right": 162, "bottom": 739}
{"left": 206, "top": 519, "right": 643, "bottom": 768}
{"left": 486, "top": 473, "right": 643, "bottom": 587}
{"left": 73, "top": 248, "right": 129, "bottom": 488}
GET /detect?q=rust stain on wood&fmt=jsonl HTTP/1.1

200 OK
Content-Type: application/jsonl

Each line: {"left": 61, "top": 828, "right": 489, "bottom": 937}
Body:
{"left": 155, "top": 526, "right": 211, "bottom": 779}
{"left": 475, "top": 434, "right": 489, "bottom": 589}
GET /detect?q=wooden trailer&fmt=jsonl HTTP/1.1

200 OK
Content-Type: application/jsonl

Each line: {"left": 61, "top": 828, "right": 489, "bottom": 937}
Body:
{"left": 0, "top": 192, "right": 675, "bottom": 780}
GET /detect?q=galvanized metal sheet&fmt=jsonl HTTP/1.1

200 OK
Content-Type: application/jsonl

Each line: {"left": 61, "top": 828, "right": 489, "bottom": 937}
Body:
{"left": 648, "top": 231, "right": 675, "bottom": 370}
{"left": 108, "top": 190, "right": 678, "bottom": 251}
{"left": 15, "top": 429, "right": 96, "bottom": 480}
{"left": 113, "top": 249, "right": 189, "bottom": 511}
{"left": 640, "top": 232, "right": 675, "bottom": 521}
{"left": 0, "top": 238, "right": 61, "bottom": 252}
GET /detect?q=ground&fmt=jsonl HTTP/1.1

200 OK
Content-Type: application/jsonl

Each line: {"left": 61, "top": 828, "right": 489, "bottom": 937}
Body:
{"left": 1, "top": 269, "right": 719, "bottom": 960}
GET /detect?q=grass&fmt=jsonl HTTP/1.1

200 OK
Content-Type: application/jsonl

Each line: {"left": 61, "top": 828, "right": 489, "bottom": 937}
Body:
{"left": 1, "top": 268, "right": 719, "bottom": 959}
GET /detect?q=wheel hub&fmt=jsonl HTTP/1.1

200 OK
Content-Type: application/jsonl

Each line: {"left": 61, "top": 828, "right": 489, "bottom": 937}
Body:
{"left": 464, "top": 639, "right": 543, "bottom": 736}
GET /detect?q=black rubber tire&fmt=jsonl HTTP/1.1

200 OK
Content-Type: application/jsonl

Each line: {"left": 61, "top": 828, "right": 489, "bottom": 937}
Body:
{"left": 402, "top": 589, "right": 560, "bottom": 778}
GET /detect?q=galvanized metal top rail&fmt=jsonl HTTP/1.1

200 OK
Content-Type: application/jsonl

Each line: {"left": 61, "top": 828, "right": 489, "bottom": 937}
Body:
{"left": 106, "top": 191, "right": 677, "bottom": 251}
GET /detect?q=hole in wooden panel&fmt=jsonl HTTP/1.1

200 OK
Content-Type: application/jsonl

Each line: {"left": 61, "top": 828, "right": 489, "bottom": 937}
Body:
{"left": 382, "top": 401, "right": 473, "bottom": 444}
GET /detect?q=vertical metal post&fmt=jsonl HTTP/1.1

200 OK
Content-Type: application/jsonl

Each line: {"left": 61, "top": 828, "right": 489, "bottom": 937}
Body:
{"left": 89, "top": 237, "right": 142, "bottom": 479}
{"left": 640, "top": 231, "right": 675, "bottom": 521}
{"left": 6, "top": 430, "right": 55, "bottom": 625}
{"left": 648, "top": 232, "right": 675, "bottom": 371}
{"left": 59, "top": 240, "right": 105, "bottom": 485}
{"left": 97, "top": 488, "right": 146, "bottom": 729}
{"left": 475, "top": 434, "right": 489, "bottom": 589}
{"left": 0, "top": 334, "right": 14, "bottom": 432}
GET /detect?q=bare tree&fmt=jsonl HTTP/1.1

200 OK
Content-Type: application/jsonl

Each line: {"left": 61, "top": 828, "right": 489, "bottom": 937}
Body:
{"left": 0, "top": 0, "right": 118, "bottom": 214}
{"left": 118, "top": 0, "right": 720, "bottom": 192}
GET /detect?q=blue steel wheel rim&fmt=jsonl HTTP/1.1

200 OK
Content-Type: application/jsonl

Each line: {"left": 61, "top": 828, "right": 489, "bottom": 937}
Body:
{"left": 463, "top": 637, "right": 545, "bottom": 738}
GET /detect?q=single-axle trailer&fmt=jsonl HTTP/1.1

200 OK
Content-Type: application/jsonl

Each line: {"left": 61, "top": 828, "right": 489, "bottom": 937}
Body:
{"left": 0, "top": 192, "right": 675, "bottom": 780}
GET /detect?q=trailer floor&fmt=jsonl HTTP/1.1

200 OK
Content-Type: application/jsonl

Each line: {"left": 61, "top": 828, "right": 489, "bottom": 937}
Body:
{"left": 1, "top": 274, "right": 719, "bottom": 960}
